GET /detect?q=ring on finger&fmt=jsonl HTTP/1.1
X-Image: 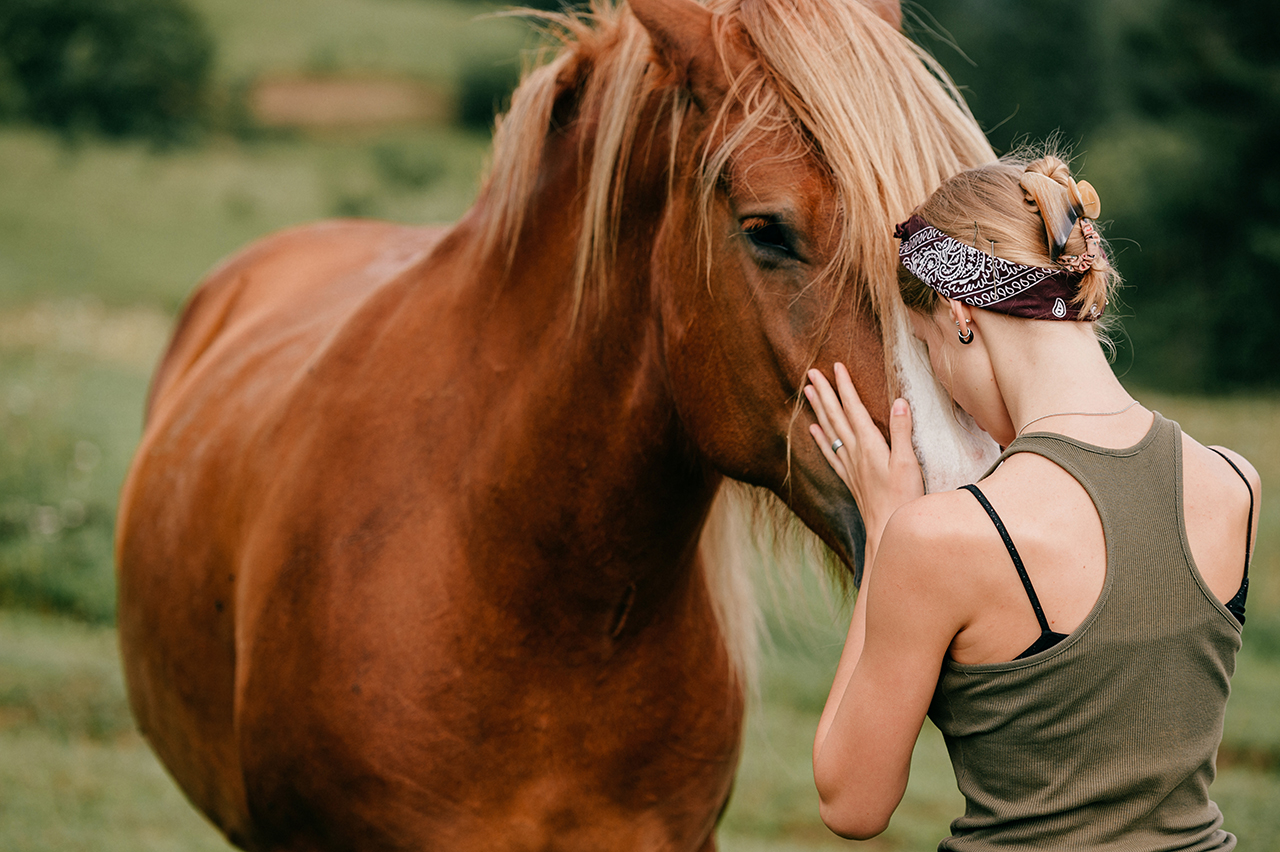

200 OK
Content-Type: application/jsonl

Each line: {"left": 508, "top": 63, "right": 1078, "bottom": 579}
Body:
{"left": 831, "top": 438, "right": 844, "bottom": 453}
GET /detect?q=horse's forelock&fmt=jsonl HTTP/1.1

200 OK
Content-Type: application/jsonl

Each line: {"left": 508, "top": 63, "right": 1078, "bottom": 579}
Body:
{"left": 485, "top": 0, "right": 993, "bottom": 327}
{"left": 715, "top": 0, "right": 993, "bottom": 320}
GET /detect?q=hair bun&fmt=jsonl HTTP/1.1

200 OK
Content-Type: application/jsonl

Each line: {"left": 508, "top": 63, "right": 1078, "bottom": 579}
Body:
{"left": 1021, "top": 159, "right": 1103, "bottom": 259}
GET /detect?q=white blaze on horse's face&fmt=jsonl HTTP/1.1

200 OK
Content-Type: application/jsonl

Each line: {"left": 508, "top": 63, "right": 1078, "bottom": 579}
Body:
{"left": 890, "top": 307, "right": 1002, "bottom": 492}
{"left": 899, "top": 305, "right": 1002, "bottom": 490}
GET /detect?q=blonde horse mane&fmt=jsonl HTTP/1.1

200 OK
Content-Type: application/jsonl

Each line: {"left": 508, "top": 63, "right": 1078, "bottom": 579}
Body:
{"left": 478, "top": 0, "right": 997, "bottom": 685}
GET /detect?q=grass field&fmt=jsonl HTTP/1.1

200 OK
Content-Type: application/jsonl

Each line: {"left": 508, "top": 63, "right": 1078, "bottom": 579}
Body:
{"left": 1, "top": 542, "right": 1278, "bottom": 851}
{"left": 1, "top": 0, "right": 1278, "bottom": 846}
{"left": 0, "top": 126, "right": 492, "bottom": 311}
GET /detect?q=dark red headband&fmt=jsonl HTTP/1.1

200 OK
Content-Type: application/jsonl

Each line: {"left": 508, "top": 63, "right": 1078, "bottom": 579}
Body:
{"left": 894, "top": 214, "right": 1101, "bottom": 321}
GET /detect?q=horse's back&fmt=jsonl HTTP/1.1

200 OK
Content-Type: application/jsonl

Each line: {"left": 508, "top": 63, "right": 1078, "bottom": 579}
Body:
{"left": 146, "top": 219, "right": 449, "bottom": 420}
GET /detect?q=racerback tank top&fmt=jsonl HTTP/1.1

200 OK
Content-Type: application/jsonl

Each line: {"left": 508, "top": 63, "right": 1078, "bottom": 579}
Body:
{"left": 929, "top": 413, "right": 1242, "bottom": 852}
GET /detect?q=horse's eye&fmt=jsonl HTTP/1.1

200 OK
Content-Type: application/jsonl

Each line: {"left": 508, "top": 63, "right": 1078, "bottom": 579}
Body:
{"left": 740, "top": 217, "right": 797, "bottom": 259}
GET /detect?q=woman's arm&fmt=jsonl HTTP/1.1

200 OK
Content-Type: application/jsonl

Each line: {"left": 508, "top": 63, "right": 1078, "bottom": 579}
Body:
{"left": 811, "top": 505, "right": 965, "bottom": 838}
{"left": 804, "top": 364, "right": 965, "bottom": 839}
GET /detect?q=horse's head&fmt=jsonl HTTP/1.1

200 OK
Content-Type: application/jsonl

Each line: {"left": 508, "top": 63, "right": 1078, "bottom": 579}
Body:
{"left": 627, "top": 0, "right": 1002, "bottom": 578}
{"left": 481, "top": 0, "right": 1001, "bottom": 584}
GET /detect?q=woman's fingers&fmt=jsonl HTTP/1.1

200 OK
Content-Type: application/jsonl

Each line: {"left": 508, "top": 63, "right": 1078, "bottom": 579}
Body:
{"left": 888, "top": 397, "right": 913, "bottom": 457}
{"left": 821, "top": 364, "right": 889, "bottom": 468}
{"left": 804, "top": 385, "right": 849, "bottom": 466}
{"left": 888, "top": 397, "right": 921, "bottom": 476}
{"left": 806, "top": 367, "right": 925, "bottom": 543}
{"left": 809, "top": 423, "right": 850, "bottom": 485}
{"left": 805, "top": 371, "right": 856, "bottom": 452}
{"left": 832, "top": 363, "right": 880, "bottom": 437}
{"left": 887, "top": 397, "right": 926, "bottom": 501}
{"left": 803, "top": 374, "right": 837, "bottom": 436}
{"left": 806, "top": 366, "right": 919, "bottom": 504}
{"left": 830, "top": 364, "right": 889, "bottom": 463}
{"left": 804, "top": 376, "right": 856, "bottom": 491}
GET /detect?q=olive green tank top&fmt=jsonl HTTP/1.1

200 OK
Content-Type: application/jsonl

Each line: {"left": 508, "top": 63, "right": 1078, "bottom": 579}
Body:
{"left": 929, "top": 413, "right": 1242, "bottom": 852}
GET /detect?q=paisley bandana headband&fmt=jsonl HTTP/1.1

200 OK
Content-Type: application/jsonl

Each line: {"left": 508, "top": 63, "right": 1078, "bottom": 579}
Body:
{"left": 894, "top": 214, "right": 1101, "bottom": 321}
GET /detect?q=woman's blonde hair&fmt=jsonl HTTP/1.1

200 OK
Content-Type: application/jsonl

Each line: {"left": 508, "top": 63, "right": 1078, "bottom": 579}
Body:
{"left": 899, "top": 153, "right": 1121, "bottom": 323}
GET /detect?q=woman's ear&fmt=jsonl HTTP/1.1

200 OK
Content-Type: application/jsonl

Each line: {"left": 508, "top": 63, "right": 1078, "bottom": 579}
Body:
{"left": 947, "top": 299, "right": 972, "bottom": 333}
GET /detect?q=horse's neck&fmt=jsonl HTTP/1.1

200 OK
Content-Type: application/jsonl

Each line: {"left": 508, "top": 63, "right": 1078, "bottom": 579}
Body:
{"left": 447, "top": 109, "right": 714, "bottom": 588}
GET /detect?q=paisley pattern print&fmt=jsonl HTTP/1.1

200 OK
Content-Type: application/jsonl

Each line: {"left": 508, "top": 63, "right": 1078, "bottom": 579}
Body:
{"left": 894, "top": 215, "right": 1100, "bottom": 322}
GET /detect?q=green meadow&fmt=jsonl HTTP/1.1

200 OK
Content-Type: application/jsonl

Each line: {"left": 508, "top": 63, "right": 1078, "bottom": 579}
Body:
{"left": 1, "top": 0, "right": 1278, "bottom": 849}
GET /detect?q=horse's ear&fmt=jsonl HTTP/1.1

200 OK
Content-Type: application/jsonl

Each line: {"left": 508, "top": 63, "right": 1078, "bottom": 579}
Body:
{"left": 629, "top": 0, "right": 731, "bottom": 109}
{"left": 861, "top": 0, "right": 902, "bottom": 29}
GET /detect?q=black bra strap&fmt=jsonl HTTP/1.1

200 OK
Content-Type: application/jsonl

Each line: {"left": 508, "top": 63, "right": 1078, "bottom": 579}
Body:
{"left": 961, "top": 484, "right": 1054, "bottom": 635}
{"left": 1208, "top": 448, "right": 1254, "bottom": 573}
{"left": 1208, "top": 448, "right": 1252, "bottom": 626}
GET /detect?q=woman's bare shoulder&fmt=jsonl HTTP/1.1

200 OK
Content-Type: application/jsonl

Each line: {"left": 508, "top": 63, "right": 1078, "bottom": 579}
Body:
{"left": 1181, "top": 432, "right": 1262, "bottom": 496}
{"left": 1204, "top": 442, "right": 1260, "bottom": 490}
{"left": 877, "top": 490, "right": 1008, "bottom": 588}
{"left": 1179, "top": 432, "right": 1260, "bottom": 586}
{"left": 888, "top": 489, "right": 989, "bottom": 541}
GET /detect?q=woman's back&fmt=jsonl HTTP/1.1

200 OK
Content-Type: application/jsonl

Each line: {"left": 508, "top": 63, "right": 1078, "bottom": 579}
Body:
{"left": 942, "top": 409, "right": 1253, "bottom": 667}
{"left": 930, "top": 413, "right": 1250, "bottom": 851}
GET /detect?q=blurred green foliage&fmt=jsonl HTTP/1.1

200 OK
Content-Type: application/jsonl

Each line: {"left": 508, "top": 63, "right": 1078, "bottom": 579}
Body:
{"left": 0, "top": 0, "right": 214, "bottom": 143}
{"left": 0, "top": 325, "right": 159, "bottom": 623}
{"left": 0, "top": 423, "right": 117, "bottom": 622}
{"left": 913, "top": 0, "right": 1280, "bottom": 391}
{"left": 456, "top": 50, "right": 523, "bottom": 130}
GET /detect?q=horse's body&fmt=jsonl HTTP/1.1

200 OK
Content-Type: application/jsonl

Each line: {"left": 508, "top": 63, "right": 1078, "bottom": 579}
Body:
{"left": 116, "top": 0, "right": 997, "bottom": 848}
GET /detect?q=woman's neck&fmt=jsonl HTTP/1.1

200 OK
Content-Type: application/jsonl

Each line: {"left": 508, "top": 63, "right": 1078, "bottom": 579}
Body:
{"left": 983, "top": 316, "right": 1140, "bottom": 445}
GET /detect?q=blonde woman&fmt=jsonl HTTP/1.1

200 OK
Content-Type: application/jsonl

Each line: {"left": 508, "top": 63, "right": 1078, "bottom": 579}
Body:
{"left": 805, "top": 154, "right": 1259, "bottom": 850}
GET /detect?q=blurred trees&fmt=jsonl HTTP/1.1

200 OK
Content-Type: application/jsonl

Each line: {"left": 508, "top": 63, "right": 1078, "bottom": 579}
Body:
{"left": 913, "top": 0, "right": 1280, "bottom": 391}
{"left": 457, "top": 50, "right": 523, "bottom": 131}
{"left": 0, "top": 0, "right": 213, "bottom": 143}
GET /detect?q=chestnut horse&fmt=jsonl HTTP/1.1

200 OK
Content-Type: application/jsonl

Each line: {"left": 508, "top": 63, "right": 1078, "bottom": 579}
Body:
{"left": 116, "top": 0, "right": 997, "bottom": 848}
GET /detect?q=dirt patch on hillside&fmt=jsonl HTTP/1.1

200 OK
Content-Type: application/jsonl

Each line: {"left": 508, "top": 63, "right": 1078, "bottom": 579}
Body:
{"left": 251, "top": 77, "right": 451, "bottom": 129}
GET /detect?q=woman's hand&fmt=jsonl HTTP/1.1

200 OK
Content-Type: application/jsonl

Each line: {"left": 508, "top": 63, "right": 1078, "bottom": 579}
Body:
{"left": 804, "top": 363, "right": 924, "bottom": 559}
